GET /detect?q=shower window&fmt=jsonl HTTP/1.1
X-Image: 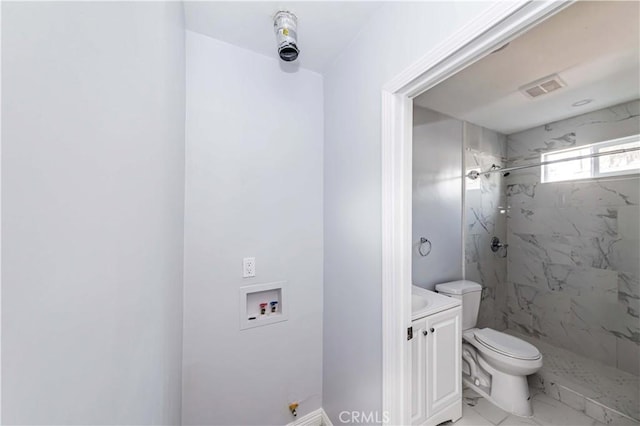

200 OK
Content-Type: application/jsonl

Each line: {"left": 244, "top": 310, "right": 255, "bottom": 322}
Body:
{"left": 542, "top": 134, "right": 640, "bottom": 183}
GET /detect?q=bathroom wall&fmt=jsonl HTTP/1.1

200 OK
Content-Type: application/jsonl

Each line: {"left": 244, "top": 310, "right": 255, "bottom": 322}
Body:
{"left": 322, "top": 2, "right": 497, "bottom": 422}
{"left": 505, "top": 100, "right": 640, "bottom": 374}
{"left": 463, "top": 123, "right": 508, "bottom": 329}
{"left": 1, "top": 2, "right": 186, "bottom": 424}
{"left": 412, "top": 107, "right": 463, "bottom": 290}
{"left": 181, "top": 32, "right": 323, "bottom": 425}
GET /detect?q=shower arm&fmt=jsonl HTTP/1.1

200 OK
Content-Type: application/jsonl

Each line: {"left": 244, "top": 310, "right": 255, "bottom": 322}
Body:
{"left": 466, "top": 146, "right": 640, "bottom": 180}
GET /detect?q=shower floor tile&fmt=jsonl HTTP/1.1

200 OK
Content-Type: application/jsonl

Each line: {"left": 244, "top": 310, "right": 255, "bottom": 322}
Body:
{"left": 459, "top": 386, "right": 606, "bottom": 426}
{"left": 505, "top": 329, "right": 640, "bottom": 424}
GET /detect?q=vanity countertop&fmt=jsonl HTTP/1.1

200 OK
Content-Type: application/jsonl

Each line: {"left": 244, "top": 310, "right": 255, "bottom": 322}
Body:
{"left": 412, "top": 285, "right": 461, "bottom": 320}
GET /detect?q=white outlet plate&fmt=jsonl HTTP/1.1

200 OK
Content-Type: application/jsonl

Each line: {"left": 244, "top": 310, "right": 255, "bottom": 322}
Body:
{"left": 243, "top": 257, "right": 255, "bottom": 278}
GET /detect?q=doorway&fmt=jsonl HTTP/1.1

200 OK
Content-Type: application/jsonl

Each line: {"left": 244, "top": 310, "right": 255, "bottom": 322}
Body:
{"left": 380, "top": 2, "right": 573, "bottom": 424}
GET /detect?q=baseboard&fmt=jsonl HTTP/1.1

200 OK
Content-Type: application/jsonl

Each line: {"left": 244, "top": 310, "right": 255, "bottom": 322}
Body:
{"left": 321, "top": 409, "right": 334, "bottom": 426}
{"left": 287, "top": 408, "right": 333, "bottom": 426}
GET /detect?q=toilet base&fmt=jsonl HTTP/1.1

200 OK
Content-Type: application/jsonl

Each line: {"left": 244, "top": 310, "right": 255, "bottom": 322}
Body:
{"left": 462, "top": 351, "right": 534, "bottom": 418}
{"left": 463, "top": 372, "right": 533, "bottom": 418}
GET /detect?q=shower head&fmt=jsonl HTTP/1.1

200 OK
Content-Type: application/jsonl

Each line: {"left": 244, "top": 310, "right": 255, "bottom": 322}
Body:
{"left": 484, "top": 164, "right": 502, "bottom": 178}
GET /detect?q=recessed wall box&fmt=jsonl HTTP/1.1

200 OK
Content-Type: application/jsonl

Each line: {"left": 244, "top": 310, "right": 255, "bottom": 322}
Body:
{"left": 239, "top": 281, "right": 288, "bottom": 330}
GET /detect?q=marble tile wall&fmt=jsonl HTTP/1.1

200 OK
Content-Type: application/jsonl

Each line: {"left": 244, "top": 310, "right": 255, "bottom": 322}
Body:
{"left": 505, "top": 100, "right": 640, "bottom": 375}
{"left": 464, "top": 123, "right": 509, "bottom": 329}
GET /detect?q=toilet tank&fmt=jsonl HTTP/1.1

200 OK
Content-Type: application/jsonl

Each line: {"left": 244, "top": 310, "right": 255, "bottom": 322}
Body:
{"left": 435, "top": 280, "right": 482, "bottom": 330}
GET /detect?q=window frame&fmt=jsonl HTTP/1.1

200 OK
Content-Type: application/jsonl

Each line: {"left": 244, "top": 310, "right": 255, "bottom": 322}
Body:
{"left": 541, "top": 134, "right": 640, "bottom": 183}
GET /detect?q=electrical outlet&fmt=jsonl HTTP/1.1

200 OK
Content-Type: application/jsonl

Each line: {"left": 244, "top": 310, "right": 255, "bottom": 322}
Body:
{"left": 243, "top": 257, "right": 255, "bottom": 278}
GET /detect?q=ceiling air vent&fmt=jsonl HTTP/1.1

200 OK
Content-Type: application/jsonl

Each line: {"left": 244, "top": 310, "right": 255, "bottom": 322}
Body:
{"left": 519, "top": 74, "right": 566, "bottom": 99}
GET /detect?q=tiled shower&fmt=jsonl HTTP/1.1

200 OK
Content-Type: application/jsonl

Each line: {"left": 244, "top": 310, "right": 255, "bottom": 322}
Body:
{"left": 464, "top": 99, "right": 639, "bottom": 423}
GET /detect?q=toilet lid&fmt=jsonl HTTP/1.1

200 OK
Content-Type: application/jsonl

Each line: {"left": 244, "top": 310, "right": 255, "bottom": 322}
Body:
{"left": 474, "top": 328, "right": 540, "bottom": 360}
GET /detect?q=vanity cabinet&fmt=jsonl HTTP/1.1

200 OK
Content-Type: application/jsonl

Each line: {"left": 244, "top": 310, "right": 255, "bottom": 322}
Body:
{"left": 411, "top": 305, "right": 462, "bottom": 426}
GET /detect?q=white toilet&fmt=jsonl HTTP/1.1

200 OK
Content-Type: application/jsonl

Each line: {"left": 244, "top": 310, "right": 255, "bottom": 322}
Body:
{"left": 435, "top": 280, "right": 542, "bottom": 418}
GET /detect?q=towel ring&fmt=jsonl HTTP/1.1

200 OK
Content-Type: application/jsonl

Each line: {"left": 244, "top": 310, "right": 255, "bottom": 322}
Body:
{"left": 418, "top": 237, "right": 432, "bottom": 257}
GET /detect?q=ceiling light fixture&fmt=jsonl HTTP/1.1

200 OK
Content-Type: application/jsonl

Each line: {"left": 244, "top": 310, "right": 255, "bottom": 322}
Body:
{"left": 572, "top": 99, "right": 593, "bottom": 107}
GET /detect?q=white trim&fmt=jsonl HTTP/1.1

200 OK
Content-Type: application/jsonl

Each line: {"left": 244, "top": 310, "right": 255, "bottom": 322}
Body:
{"left": 287, "top": 408, "right": 333, "bottom": 426}
{"left": 320, "top": 409, "right": 333, "bottom": 426}
{"left": 0, "top": 0, "right": 3, "bottom": 420}
{"left": 380, "top": 1, "right": 574, "bottom": 425}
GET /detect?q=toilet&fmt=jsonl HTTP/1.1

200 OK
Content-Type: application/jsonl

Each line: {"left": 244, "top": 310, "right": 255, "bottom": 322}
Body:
{"left": 435, "top": 280, "right": 542, "bottom": 418}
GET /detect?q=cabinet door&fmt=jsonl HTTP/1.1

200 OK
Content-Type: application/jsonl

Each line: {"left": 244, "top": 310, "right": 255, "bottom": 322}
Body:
{"left": 425, "top": 307, "right": 461, "bottom": 417}
{"left": 411, "top": 317, "right": 428, "bottom": 425}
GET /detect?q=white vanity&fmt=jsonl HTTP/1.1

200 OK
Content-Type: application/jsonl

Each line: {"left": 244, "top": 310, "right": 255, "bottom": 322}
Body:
{"left": 411, "top": 286, "right": 462, "bottom": 426}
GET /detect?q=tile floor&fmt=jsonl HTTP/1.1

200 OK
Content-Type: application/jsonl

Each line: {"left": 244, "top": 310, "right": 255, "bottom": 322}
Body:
{"left": 506, "top": 330, "right": 640, "bottom": 424}
{"left": 455, "top": 387, "right": 607, "bottom": 426}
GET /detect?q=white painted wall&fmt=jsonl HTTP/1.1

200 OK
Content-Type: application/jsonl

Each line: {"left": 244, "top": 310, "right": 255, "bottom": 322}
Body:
{"left": 412, "top": 107, "right": 463, "bottom": 290}
{"left": 322, "top": 2, "right": 496, "bottom": 422}
{"left": 181, "top": 31, "right": 323, "bottom": 425}
{"left": 1, "top": 3, "right": 185, "bottom": 424}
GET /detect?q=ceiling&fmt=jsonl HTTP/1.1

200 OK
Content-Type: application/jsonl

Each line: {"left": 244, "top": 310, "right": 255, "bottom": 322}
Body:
{"left": 414, "top": 1, "right": 640, "bottom": 135}
{"left": 183, "top": 2, "right": 384, "bottom": 73}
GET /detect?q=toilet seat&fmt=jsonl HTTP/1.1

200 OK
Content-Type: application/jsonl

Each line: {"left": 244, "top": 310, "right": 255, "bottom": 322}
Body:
{"left": 473, "top": 328, "right": 541, "bottom": 360}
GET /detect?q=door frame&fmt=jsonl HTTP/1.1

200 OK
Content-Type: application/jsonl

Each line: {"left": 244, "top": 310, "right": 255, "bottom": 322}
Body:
{"left": 380, "top": 1, "right": 573, "bottom": 424}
